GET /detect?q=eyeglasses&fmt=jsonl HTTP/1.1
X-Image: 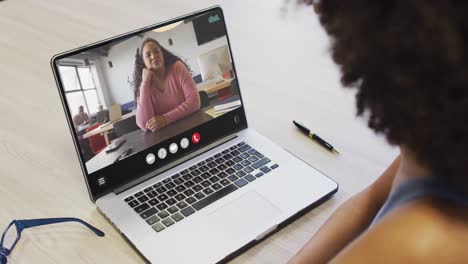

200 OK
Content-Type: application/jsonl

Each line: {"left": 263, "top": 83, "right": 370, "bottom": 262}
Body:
{"left": 0, "top": 217, "right": 105, "bottom": 264}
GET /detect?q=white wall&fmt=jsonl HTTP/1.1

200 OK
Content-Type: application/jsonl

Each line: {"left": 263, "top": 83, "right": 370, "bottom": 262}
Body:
{"left": 95, "top": 21, "right": 229, "bottom": 106}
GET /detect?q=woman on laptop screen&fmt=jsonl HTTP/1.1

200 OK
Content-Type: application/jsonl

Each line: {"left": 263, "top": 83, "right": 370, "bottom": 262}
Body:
{"left": 133, "top": 38, "right": 200, "bottom": 132}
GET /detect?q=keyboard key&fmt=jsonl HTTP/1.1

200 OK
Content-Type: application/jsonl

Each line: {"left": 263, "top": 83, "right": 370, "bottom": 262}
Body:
{"left": 201, "top": 180, "right": 212, "bottom": 187}
{"left": 237, "top": 142, "right": 245, "bottom": 147}
{"left": 152, "top": 222, "right": 165, "bottom": 232}
{"left": 128, "top": 200, "right": 139, "bottom": 208}
{"left": 218, "top": 172, "right": 228, "bottom": 179}
{"left": 271, "top": 164, "right": 279, "bottom": 169}
{"left": 153, "top": 182, "right": 163, "bottom": 188}
{"left": 252, "top": 158, "right": 271, "bottom": 169}
{"left": 209, "top": 176, "right": 220, "bottom": 183}
{"left": 148, "top": 198, "right": 159, "bottom": 206}
{"left": 167, "top": 206, "right": 179, "bottom": 214}
{"left": 214, "top": 153, "right": 222, "bottom": 158}
{"left": 166, "top": 198, "right": 177, "bottom": 206}
{"left": 220, "top": 179, "right": 231, "bottom": 186}
{"left": 162, "top": 217, "right": 175, "bottom": 227}
{"left": 244, "top": 174, "right": 256, "bottom": 182}
{"left": 137, "top": 195, "right": 149, "bottom": 203}
{"left": 171, "top": 212, "right": 184, "bottom": 222}
{"left": 192, "top": 184, "right": 237, "bottom": 210}
{"left": 206, "top": 157, "right": 214, "bottom": 162}
{"left": 146, "top": 215, "right": 160, "bottom": 225}
{"left": 165, "top": 182, "right": 176, "bottom": 190}
{"left": 199, "top": 165, "right": 209, "bottom": 172}
{"left": 197, "top": 161, "right": 206, "bottom": 166}
{"left": 175, "top": 193, "right": 186, "bottom": 201}
{"left": 209, "top": 168, "right": 220, "bottom": 175}
{"left": 155, "top": 186, "right": 167, "bottom": 194}
{"left": 144, "top": 186, "right": 153, "bottom": 193}
{"left": 225, "top": 160, "right": 235, "bottom": 167}
{"left": 241, "top": 160, "right": 251, "bottom": 166}
{"left": 157, "top": 194, "right": 169, "bottom": 201}
{"left": 255, "top": 172, "right": 264, "bottom": 178}
{"left": 183, "top": 189, "right": 195, "bottom": 197}
{"left": 162, "top": 178, "right": 171, "bottom": 184}
{"left": 124, "top": 196, "right": 134, "bottom": 202}
{"left": 203, "top": 187, "right": 214, "bottom": 195}
{"left": 184, "top": 180, "right": 195, "bottom": 188}
{"left": 135, "top": 191, "right": 144, "bottom": 197}
{"left": 201, "top": 172, "right": 211, "bottom": 179}
{"left": 182, "top": 174, "right": 193, "bottom": 181}
{"left": 176, "top": 201, "right": 188, "bottom": 209}
{"left": 260, "top": 166, "right": 272, "bottom": 174}
{"left": 236, "top": 171, "right": 246, "bottom": 177}
{"left": 232, "top": 157, "right": 242, "bottom": 163}
{"left": 215, "top": 158, "right": 225, "bottom": 164}
{"left": 189, "top": 165, "right": 198, "bottom": 171}
{"left": 248, "top": 149, "right": 257, "bottom": 154}
{"left": 180, "top": 206, "right": 196, "bottom": 217}
{"left": 233, "top": 164, "right": 243, "bottom": 170}
{"left": 171, "top": 173, "right": 181, "bottom": 180}
{"left": 217, "top": 164, "right": 228, "bottom": 171}
{"left": 175, "top": 185, "right": 187, "bottom": 192}
{"left": 240, "top": 153, "right": 250, "bottom": 159}
{"left": 228, "top": 175, "right": 239, "bottom": 182}
{"left": 223, "top": 154, "right": 233, "bottom": 160}
{"left": 186, "top": 196, "right": 197, "bottom": 204}
{"left": 193, "top": 176, "right": 203, "bottom": 184}
{"left": 238, "top": 144, "right": 251, "bottom": 152}
{"left": 212, "top": 183, "right": 222, "bottom": 191}
{"left": 147, "top": 190, "right": 158, "bottom": 198}
{"left": 248, "top": 156, "right": 259, "bottom": 162}
{"left": 157, "top": 210, "right": 170, "bottom": 219}
{"left": 140, "top": 207, "right": 158, "bottom": 219}
{"left": 226, "top": 168, "right": 236, "bottom": 175}
{"left": 244, "top": 166, "right": 254, "bottom": 173}
{"left": 231, "top": 150, "right": 241, "bottom": 156}
{"left": 234, "top": 178, "right": 248, "bottom": 188}
{"left": 156, "top": 203, "right": 168, "bottom": 211}
{"left": 173, "top": 178, "right": 184, "bottom": 185}
{"left": 194, "top": 192, "right": 206, "bottom": 200}
{"left": 207, "top": 162, "right": 217, "bottom": 168}
{"left": 193, "top": 184, "right": 203, "bottom": 192}
{"left": 190, "top": 169, "right": 201, "bottom": 176}
{"left": 222, "top": 149, "right": 230, "bottom": 154}
{"left": 134, "top": 203, "right": 150, "bottom": 213}
{"left": 180, "top": 169, "right": 189, "bottom": 175}
{"left": 166, "top": 189, "right": 177, "bottom": 197}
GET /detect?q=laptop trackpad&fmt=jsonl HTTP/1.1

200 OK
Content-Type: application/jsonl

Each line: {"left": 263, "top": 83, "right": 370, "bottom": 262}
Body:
{"left": 207, "top": 191, "right": 282, "bottom": 241}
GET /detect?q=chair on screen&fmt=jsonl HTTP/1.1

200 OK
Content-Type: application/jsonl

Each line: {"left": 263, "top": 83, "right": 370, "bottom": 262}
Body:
{"left": 86, "top": 123, "right": 106, "bottom": 155}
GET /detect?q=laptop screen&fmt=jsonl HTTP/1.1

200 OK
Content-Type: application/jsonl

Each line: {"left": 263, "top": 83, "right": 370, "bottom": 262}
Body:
{"left": 52, "top": 7, "right": 247, "bottom": 199}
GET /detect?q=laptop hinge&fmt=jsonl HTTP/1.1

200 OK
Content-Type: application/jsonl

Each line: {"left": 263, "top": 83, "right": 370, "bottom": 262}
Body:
{"left": 113, "top": 134, "right": 238, "bottom": 195}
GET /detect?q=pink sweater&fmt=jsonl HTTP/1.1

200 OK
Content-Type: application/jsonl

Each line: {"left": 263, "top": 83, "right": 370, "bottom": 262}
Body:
{"left": 136, "top": 61, "right": 201, "bottom": 131}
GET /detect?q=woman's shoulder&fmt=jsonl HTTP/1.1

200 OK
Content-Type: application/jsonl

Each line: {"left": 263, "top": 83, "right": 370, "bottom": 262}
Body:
{"left": 331, "top": 199, "right": 468, "bottom": 262}
{"left": 169, "top": 61, "right": 189, "bottom": 75}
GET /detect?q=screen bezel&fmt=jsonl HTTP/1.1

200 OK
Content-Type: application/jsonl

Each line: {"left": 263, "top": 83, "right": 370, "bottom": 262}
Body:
{"left": 50, "top": 6, "right": 248, "bottom": 201}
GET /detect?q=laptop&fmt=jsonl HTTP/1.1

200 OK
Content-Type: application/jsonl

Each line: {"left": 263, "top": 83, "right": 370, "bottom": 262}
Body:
{"left": 51, "top": 6, "right": 338, "bottom": 263}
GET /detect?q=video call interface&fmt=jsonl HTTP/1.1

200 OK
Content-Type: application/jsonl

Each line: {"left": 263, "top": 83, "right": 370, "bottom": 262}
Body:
{"left": 56, "top": 10, "right": 241, "bottom": 174}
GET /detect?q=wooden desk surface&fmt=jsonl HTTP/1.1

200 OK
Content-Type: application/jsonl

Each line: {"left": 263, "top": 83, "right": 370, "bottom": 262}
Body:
{"left": 0, "top": 0, "right": 398, "bottom": 263}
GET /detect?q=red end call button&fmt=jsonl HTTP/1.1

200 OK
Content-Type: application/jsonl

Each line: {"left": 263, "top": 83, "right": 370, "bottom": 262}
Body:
{"left": 192, "top": 133, "right": 200, "bottom": 144}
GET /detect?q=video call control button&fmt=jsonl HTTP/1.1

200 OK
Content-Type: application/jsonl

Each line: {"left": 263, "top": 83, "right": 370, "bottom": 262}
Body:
{"left": 146, "top": 153, "right": 156, "bottom": 165}
{"left": 192, "top": 133, "right": 200, "bottom": 144}
{"left": 180, "top": 138, "right": 189, "bottom": 149}
{"left": 158, "top": 148, "right": 167, "bottom": 159}
{"left": 169, "top": 143, "right": 178, "bottom": 154}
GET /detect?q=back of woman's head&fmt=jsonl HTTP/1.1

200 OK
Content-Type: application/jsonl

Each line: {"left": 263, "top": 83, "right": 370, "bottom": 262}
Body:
{"left": 300, "top": 1, "right": 468, "bottom": 188}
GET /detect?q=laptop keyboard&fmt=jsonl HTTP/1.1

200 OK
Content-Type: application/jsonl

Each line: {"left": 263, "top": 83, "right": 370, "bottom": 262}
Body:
{"left": 123, "top": 142, "right": 279, "bottom": 233}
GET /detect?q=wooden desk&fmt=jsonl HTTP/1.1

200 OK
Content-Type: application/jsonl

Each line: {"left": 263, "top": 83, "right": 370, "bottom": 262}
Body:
{"left": 86, "top": 108, "right": 213, "bottom": 174}
{"left": 197, "top": 78, "right": 234, "bottom": 94}
{"left": 0, "top": 1, "right": 398, "bottom": 263}
{"left": 83, "top": 112, "right": 135, "bottom": 145}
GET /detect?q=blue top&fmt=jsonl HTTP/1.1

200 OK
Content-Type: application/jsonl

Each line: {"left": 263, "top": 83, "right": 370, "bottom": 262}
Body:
{"left": 371, "top": 177, "right": 468, "bottom": 226}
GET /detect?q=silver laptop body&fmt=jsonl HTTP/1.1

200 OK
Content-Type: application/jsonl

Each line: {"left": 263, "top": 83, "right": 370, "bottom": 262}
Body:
{"left": 51, "top": 6, "right": 338, "bottom": 263}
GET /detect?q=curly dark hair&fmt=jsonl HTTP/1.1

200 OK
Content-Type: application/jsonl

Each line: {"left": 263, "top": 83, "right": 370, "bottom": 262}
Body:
{"left": 298, "top": 1, "right": 468, "bottom": 188}
{"left": 132, "top": 38, "right": 188, "bottom": 105}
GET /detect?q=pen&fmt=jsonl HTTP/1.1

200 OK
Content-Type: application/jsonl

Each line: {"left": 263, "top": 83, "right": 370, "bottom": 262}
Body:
{"left": 293, "top": 120, "right": 341, "bottom": 155}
